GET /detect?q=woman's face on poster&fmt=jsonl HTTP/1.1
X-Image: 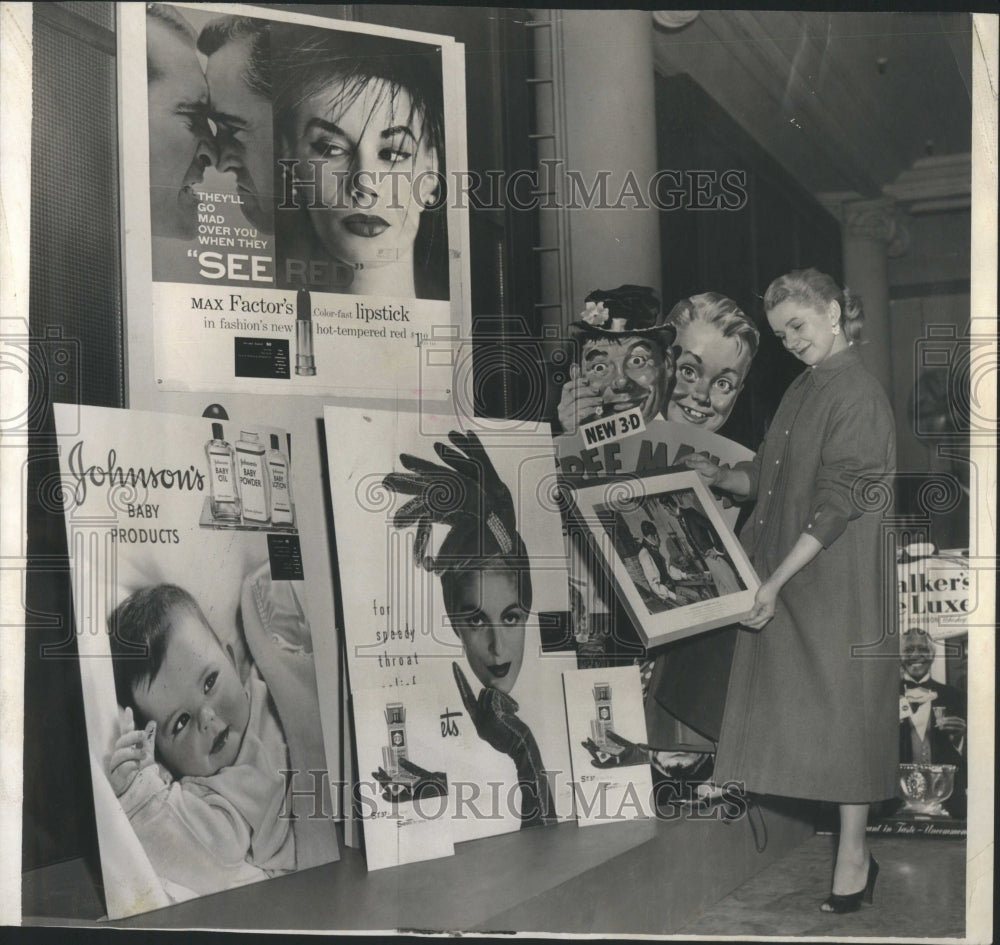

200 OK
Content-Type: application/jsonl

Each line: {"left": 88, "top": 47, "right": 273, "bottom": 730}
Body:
{"left": 667, "top": 320, "right": 751, "bottom": 431}
{"left": 287, "top": 78, "right": 439, "bottom": 270}
{"left": 449, "top": 569, "right": 527, "bottom": 696}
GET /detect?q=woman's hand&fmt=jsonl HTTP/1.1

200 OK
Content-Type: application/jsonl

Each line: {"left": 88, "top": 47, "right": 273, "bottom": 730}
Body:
{"left": 453, "top": 662, "right": 556, "bottom": 827}
{"left": 742, "top": 533, "right": 823, "bottom": 632}
{"left": 679, "top": 453, "right": 727, "bottom": 488}
{"left": 743, "top": 580, "right": 779, "bottom": 630}
{"left": 582, "top": 730, "right": 651, "bottom": 769}
{"left": 372, "top": 759, "right": 448, "bottom": 803}
{"left": 680, "top": 455, "right": 755, "bottom": 499}
{"left": 557, "top": 364, "right": 603, "bottom": 435}
{"left": 453, "top": 662, "right": 529, "bottom": 756}
{"left": 108, "top": 707, "right": 156, "bottom": 797}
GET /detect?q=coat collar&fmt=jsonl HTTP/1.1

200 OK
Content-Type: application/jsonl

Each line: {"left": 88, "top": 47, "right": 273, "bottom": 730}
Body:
{"left": 808, "top": 343, "right": 861, "bottom": 388}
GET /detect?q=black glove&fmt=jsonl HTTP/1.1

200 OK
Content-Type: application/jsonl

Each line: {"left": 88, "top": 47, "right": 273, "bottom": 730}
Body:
{"left": 582, "top": 730, "right": 651, "bottom": 769}
{"left": 453, "top": 662, "right": 556, "bottom": 828}
{"left": 372, "top": 758, "right": 448, "bottom": 804}
{"left": 383, "top": 430, "right": 519, "bottom": 570}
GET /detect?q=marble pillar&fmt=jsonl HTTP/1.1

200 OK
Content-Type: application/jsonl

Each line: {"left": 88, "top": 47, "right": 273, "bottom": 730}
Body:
{"left": 538, "top": 11, "right": 662, "bottom": 324}
{"left": 835, "top": 198, "right": 909, "bottom": 399}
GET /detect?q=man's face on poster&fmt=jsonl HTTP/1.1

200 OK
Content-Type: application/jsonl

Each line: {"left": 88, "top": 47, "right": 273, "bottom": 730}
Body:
{"left": 578, "top": 335, "right": 671, "bottom": 425}
{"left": 901, "top": 633, "right": 935, "bottom": 681}
{"left": 205, "top": 34, "right": 275, "bottom": 233}
{"left": 146, "top": 17, "right": 214, "bottom": 240}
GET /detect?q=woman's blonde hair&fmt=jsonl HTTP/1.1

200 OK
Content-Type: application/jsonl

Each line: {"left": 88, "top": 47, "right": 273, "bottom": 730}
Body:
{"left": 763, "top": 268, "right": 864, "bottom": 344}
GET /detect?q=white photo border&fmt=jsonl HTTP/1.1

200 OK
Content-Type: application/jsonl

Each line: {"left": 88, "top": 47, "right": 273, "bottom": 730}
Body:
{"left": 571, "top": 470, "right": 760, "bottom": 649}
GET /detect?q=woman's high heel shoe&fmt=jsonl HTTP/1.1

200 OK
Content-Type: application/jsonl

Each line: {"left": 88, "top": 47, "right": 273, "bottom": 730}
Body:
{"left": 820, "top": 855, "right": 879, "bottom": 914}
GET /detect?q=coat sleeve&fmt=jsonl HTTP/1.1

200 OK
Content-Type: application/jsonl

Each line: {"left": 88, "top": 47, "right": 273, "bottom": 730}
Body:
{"left": 805, "top": 383, "right": 895, "bottom": 549}
{"left": 732, "top": 450, "right": 762, "bottom": 500}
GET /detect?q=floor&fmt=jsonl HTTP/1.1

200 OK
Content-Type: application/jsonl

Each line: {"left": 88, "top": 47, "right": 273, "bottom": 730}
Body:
{"left": 22, "top": 824, "right": 967, "bottom": 937}
{"left": 680, "top": 833, "right": 966, "bottom": 939}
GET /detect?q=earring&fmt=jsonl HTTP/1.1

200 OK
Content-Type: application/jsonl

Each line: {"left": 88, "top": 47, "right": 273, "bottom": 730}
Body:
{"left": 831, "top": 323, "right": 841, "bottom": 336}
{"left": 418, "top": 177, "right": 439, "bottom": 208}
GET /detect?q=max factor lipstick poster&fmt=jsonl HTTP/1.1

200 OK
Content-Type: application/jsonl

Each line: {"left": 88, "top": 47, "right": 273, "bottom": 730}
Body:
{"left": 119, "top": 3, "right": 470, "bottom": 399}
{"left": 51, "top": 404, "right": 340, "bottom": 919}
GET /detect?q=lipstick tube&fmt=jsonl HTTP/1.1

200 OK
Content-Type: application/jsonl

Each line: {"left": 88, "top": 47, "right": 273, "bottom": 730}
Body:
{"left": 295, "top": 287, "right": 316, "bottom": 376}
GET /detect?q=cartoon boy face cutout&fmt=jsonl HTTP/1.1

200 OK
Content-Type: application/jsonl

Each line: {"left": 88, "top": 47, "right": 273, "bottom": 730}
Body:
{"left": 667, "top": 319, "right": 753, "bottom": 432}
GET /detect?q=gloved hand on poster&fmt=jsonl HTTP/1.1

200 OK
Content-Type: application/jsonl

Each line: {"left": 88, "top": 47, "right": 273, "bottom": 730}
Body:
{"left": 581, "top": 730, "right": 651, "bottom": 769}
{"left": 383, "top": 429, "right": 518, "bottom": 572}
{"left": 372, "top": 758, "right": 448, "bottom": 804}
{"left": 453, "top": 662, "right": 556, "bottom": 828}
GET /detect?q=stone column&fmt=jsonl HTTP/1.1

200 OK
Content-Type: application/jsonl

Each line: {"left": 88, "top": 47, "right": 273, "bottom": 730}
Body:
{"left": 827, "top": 197, "right": 909, "bottom": 398}
{"left": 537, "top": 10, "right": 662, "bottom": 324}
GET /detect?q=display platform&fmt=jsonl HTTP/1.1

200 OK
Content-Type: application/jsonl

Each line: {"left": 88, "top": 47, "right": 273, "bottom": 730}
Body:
{"left": 24, "top": 796, "right": 813, "bottom": 934}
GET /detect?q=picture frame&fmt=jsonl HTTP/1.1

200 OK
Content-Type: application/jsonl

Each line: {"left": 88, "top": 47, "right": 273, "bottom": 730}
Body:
{"left": 570, "top": 470, "right": 760, "bottom": 649}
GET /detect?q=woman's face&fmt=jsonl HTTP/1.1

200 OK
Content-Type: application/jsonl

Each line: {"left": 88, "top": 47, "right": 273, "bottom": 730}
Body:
{"left": 767, "top": 299, "right": 842, "bottom": 366}
{"left": 667, "top": 320, "right": 751, "bottom": 431}
{"left": 449, "top": 569, "right": 527, "bottom": 695}
{"left": 287, "top": 79, "right": 438, "bottom": 269}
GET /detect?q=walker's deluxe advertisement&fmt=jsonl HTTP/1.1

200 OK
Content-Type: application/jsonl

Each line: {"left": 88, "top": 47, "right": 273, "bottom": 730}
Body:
{"left": 118, "top": 3, "right": 470, "bottom": 399}
{"left": 52, "top": 404, "right": 340, "bottom": 919}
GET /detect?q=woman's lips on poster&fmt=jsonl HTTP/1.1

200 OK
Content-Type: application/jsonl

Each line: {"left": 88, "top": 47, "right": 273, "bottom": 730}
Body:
{"left": 210, "top": 726, "right": 231, "bottom": 756}
{"left": 487, "top": 662, "right": 512, "bottom": 679}
{"left": 342, "top": 214, "right": 390, "bottom": 238}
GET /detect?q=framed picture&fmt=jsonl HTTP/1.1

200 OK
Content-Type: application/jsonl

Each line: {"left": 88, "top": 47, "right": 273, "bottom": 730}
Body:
{"left": 570, "top": 470, "right": 760, "bottom": 649}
